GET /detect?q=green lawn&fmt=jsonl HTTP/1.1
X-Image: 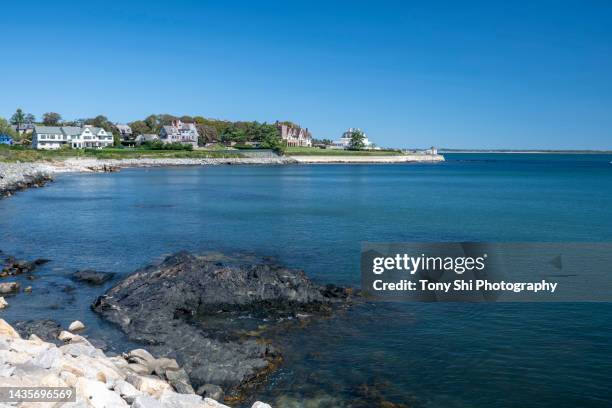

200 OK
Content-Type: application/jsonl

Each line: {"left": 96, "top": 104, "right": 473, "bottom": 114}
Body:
{"left": 285, "top": 147, "right": 404, "bottom": 156}
{"left": 0, "top": 145, "right": 241, "bottom": 162}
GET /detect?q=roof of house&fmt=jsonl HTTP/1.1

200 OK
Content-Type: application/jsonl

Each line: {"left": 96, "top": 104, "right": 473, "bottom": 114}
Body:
{"left": 137, "top": 134, "right": 159, "bottom": 140}
{"left": 34, "top": 125, "right": 63, "bottom": 134}
{"left": 62, "top": 126, "right": 82, "bottom": 136}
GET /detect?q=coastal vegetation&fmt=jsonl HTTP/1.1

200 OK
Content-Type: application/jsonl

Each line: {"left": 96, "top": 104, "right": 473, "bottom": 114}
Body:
{"left": 348, "top": 129, "right": 366, "bottom": 150}
{"left": 0, "top": 145, "right": 241, "bottom": 162}
{"left": 285, "top": 146, "right": 403, "bottom": 156}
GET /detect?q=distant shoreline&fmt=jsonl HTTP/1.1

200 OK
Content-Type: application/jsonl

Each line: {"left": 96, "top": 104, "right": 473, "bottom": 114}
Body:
{"left": 439, "top": 150, "right": 612, "bottom": 154}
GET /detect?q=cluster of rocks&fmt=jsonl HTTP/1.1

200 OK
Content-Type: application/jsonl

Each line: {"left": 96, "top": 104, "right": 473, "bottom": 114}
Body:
{"left": 1, "top": 254, "right": 49, "bottom": 278}
{"left": 0, "top": 163, "right": 54, "bottom": 198}
{"left": 0, "top": 253, "right": 51, "bottom": 308}
{"left": 93, "top": 251, "right": 355, "bottom": 401}
{"left": 0, "top": 318, "right": 272, "bottom": 408}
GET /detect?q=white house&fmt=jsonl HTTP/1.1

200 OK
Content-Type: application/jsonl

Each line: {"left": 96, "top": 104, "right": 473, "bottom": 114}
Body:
{"left": 331, "top": 128, "right": 373, "bottom": 149}
{"left": 31, "top": 126, "right": 66, "bottom": 150}
{"left": 32, "top": 125, "right": 114, "bottom": 150}
{"left": 159, "top": 119, "right": 198, "bottom": 148}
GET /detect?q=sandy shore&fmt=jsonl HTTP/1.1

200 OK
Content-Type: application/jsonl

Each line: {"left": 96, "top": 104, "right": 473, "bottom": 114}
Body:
{"left": 289, "top": 154, "right": 445, "bottom": 163}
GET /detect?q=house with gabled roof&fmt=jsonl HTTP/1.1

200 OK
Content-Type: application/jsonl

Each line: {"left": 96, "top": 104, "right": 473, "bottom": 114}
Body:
{"left": 159, "top": 119, "right": 198, "bottom": 148}
{"left": 32, "top": 125, "right": 114, "bottom": 150}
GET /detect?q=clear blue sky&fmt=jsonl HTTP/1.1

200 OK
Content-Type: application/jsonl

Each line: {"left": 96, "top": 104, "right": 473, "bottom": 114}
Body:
{"left": 3, "top": 0, "right": 612, "bottom": 149}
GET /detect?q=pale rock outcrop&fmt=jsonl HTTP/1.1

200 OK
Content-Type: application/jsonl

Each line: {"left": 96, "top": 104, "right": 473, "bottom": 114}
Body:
{"left": 0, "top": 297, "right": 8, "bottom": 309}
{"left": 59, "top": 330, "right": 76, "bottom": 342}
{"left": 251, "top": 403, "right": 273, "bottom": 408}
{"left": 76, "top": 377, "right": 129, "bottom": 407}
{"left": 0, "top": 319, "right": 21, "bottom": 339}
{"left": 132, "top": 394, "right": 162, "bottom": 408}
{"left": 126, "top": 373, "right": 173, "bottom": 398}
{"left": 0, "top": 319, "right": 271, "bottom": 408}
{"left": 69, "top": 320, "right": 86, "bottom": 331}
{"left": 0, "top": 282, "right": 20, "bottom": 294}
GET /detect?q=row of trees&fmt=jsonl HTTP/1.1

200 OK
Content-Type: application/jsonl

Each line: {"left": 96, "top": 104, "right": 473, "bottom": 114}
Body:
{"left": 10, "top": 109, "right": 63, "bottom": 128}
{"left": 4, "top": 108, "right": 308, "bottom": 153}
{"left": 127, "top": 114, "right": 286, "bottom": 151}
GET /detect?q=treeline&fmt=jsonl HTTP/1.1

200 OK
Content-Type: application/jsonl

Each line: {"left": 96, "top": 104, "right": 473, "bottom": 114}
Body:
{"left": 3, "top": 108, "right": 296, "bottom": 152}
{"left": 128, "top": 114, "right": 285, "bottom": 151}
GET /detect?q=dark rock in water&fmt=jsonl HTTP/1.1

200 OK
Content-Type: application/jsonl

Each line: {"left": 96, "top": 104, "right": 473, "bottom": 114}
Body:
{"left": 93, "top": 251, "right": 354, "bottom": 399}
{"left": 1, "top": 255, "right": 50, "bottom": 276}
{"left": 72, "top": 270, "right": 115, "bottom": 285}
{"left": 13, "top": 319, "right": 62, "bottom": 344}
{"left": 196, "top": 384, "right": 224, "bottom": 401}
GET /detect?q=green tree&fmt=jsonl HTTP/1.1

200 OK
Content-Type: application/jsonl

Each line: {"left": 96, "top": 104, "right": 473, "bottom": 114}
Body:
{"left": 43, "top": 112, "right": 62, "bottom": 126}
{"left": 0, "top": 117, "right": 18, "bottom": 138}
{"left": 196, "top": 124, "right": 218, "bottom": 145}
{"left": 259, "top": 123, "right": 285, "bottom": 153}
{"left": 144, "top": 115, "right": 159, "bottom": 132}
{"left": 129, "top": 120, "right": 151, "bottom": 136}
{"left": 348, "top": 129, "right": 365, "bottom": 150}
{"left": 10, "top": 108, "right": 25, "bottom": 132}
{"left": 24, "top": 113, "right": 36, "bottom": 124}
{"left": 84, "top": 115, "right": 113, "bottom": 131}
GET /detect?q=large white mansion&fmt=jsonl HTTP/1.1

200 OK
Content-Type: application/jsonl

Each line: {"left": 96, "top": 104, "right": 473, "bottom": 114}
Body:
{"left": 331, "top": 128, "right": 374, "bottom": 149}
{"left": 32, "top": 125, "right": 114, "bottom": 149}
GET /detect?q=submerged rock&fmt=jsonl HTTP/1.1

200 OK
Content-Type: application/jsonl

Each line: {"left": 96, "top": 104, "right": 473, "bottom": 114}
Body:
{"left": 71, "top": 269, "right": 115, "bottom": 285}
{"left": 93, "top": 251, "right": 354, "bottom": 399}
{"left": 0, "top": 282, "right": 19, "bottom": 294}
{"left": 13, "top": 319, "right": 62, "bottom": 343}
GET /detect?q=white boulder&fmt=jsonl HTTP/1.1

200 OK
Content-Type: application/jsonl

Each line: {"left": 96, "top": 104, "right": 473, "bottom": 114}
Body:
{"left": 75, "top": 377, "right": 128, "bottom": 408}
{"left": 68, "top": 320, "right": 85, "bottom": 331}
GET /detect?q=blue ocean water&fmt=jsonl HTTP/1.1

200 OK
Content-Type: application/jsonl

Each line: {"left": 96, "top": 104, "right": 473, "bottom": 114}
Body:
{"left": 1, "top": 154, "right": 611, "bottom": 407}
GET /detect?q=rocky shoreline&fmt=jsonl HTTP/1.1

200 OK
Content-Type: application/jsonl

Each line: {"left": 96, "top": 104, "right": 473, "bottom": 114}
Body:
{"left": 0, "top": 251, "right": 356, "bottom": 407}
{"left": 0, "top": 153, "right": 444, "bottom": 198}
{"left": 0, "top": 157, "right": 294, "bottom": 198}
{"left": 0, "top": 318, "right": 272, "bottom": 407}
{"left": 93, "top": 252, "right": 356, "bottom": 403}
{"left": 0, "top": 163, "right": 55, "bottom": 198}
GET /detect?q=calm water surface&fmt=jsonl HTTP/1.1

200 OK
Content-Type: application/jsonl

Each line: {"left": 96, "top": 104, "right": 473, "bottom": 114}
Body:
{"left": 1, "top": 154, "right": 611, "bottom": 407}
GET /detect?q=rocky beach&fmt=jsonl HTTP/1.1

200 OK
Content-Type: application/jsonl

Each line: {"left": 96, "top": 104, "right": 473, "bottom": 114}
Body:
{"left": 0, "top": 249, "right": 356, "bottom": 407}
{"left": 0, "top": 318, "right": 272, "bottom": 408}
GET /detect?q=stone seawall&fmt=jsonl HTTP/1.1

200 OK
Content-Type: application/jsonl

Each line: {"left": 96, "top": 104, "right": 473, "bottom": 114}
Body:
{"left": 289, "top": 154, "right": 445, "bottom": 163}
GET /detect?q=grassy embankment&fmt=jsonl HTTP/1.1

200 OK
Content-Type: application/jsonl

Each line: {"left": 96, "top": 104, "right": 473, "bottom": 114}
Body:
{"left": 0, "top": 145, "right": 242, "bottom": 162}
{"left": 285, "top": 147, "right": 404, "bottom": 156}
